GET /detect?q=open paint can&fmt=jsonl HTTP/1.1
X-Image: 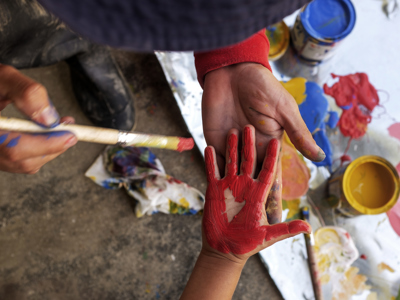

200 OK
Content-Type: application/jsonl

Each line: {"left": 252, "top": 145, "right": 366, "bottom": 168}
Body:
{"left": 265, "top": 21, "right": 290, "bottom": 61}
{"left": 328, "top": 156, "right": 400, "bottom": 217}
{"left": 291, "top": 0, "right": 356, "bottom": 64}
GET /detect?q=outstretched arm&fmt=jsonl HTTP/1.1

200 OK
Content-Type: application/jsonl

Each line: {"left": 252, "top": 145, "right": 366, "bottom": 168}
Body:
{"left": 181, "top": 125, "right": 311, "bottom": 300}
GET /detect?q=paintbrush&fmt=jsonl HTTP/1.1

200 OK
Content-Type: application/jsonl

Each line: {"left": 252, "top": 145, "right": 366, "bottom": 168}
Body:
{"left": 0, "top": 116, "right": 194, "bottom": 152}
{"left": 301, "top": 206, "right": 323, "bottom": 300}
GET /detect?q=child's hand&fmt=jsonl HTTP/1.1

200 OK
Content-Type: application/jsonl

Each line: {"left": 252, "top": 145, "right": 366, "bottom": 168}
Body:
{"left": 203, "top": 125, "right": 311, "bottom": 262}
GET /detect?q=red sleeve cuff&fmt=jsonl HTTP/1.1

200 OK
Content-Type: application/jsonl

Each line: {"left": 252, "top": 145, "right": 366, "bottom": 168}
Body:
{"left": 194, "top": 29, "right": 271, "bottom": 88}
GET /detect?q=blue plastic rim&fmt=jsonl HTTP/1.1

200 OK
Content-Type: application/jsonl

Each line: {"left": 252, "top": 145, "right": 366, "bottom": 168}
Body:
{"left": 301, "top": 0, "right": 356, "bottom": 41}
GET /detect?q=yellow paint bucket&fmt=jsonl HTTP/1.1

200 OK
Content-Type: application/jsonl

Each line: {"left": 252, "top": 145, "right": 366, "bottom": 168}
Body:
{"left": 265, "top": 21, "right": 290, "bottom": 61}
{"left": 328, "top": 156, "right": 400, "bottom": 216}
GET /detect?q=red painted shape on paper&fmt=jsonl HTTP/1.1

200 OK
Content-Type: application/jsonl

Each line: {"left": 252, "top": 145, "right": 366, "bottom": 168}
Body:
{"left": 387, "top": 198, "right": 400, "bottom": 237}
{"left": 203, "top": 128, "right": 309, "bottom": 254}
{"left": 323, "top": 73, "right": 379, "bottom": 139}
{"left": 388, "top": 123, "right": 400, "bottom": 142}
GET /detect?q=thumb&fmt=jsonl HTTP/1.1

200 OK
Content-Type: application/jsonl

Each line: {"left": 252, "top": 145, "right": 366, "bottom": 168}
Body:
{"left": 265, "top": 220, "right": 311, "bottom": 244}
{"left": 0, "top": 65, "right": 59, "bottom": 127}
{"left": 278, "top": 96, "right": 325, "bottom": 162}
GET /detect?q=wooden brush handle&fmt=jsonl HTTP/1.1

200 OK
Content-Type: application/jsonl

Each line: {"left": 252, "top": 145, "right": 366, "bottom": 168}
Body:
{"left": 0, "top": 116, "right": 120, "bottom": 144}
{"left": 0, "top": 117, "right": 194, "bottom": 152}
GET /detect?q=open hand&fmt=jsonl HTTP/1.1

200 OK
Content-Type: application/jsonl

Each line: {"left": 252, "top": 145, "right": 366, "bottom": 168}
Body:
{"left": 202, "top": 63, "right": 325, "bottom": 222}
{"left": 203, "top": 125, "right": 311, "bottom": 261}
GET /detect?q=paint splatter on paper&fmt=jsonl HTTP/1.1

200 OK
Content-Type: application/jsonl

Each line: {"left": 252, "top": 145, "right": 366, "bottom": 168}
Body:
{"left": 281, "top": 141, "right": 310, "bottom": 200}
{"left": 281, "top": 77, "right": 336, "bottom": 167}
{"left": 388, "top": 123, "right": 400, "bottom": 141}
{"left": 314, "top": 227, "right": 370, "bottom": 300}
{"left": 282, "top": 199, "right": 301, "bottom": 220}
{"left": 324, "top": 73, "right": 380, "bottom": 139}
{"left": 377, "top": 262, "right": 395, "bottom": 273}
{"left": 387, "top": 199, "right": 400, "bottom": 237}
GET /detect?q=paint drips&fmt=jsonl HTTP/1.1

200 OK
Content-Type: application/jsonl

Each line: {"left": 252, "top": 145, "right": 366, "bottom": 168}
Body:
{"left": 323, "top": 73, "right": 380, "bottom": 139}
{"left": 203, "top": 129, "right": 309, "bottom": 254}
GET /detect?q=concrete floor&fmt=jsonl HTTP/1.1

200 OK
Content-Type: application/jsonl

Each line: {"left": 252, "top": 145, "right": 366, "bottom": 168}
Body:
{"left": 0, "top": 50, "right": 283, "bottom": 300}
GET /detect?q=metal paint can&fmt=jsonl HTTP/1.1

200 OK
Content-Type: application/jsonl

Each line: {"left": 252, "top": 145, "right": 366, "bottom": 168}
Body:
{"left": 291, "top": 0, "right": 356, "bottom": 64}
{"left": 328, "top": 156, "right": 400, "bottom": 217}
{"left": 265, "top": 21, "right": 290, "bottom": 61}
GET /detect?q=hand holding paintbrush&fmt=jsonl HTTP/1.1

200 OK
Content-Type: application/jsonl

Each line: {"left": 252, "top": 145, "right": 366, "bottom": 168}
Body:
{"left": 0, "top": 116, "right": 194, "bottom": 151}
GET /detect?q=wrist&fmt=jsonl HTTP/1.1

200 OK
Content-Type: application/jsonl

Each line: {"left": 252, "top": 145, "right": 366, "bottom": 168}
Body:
{"left": 199, "top": 247, "right": 248, "bottom": 270}
{"left": 194, "top": 29, "right": 271, "bottom": 88}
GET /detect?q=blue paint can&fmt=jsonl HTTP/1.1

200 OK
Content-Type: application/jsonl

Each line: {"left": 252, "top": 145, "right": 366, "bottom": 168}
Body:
{"left": 291, "top": 0, "right": 356, "bottom": 64}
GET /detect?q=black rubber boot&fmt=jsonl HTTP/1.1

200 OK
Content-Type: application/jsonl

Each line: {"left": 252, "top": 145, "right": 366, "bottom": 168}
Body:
{"left": 66, "top": 46, "right": 136, "bottom": 131}
{"left": 0, "top": 0, "right": 135, "bottom": 130}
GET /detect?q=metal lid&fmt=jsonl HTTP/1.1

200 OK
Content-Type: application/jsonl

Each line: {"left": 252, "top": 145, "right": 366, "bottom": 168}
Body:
{"left": 301, "top": 0, "right": 356, "bottom": 41}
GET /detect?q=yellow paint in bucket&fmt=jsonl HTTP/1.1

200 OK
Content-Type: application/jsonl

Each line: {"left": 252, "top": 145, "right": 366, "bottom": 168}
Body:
{"left": 265, "top": 21, "right": 290, "bottom": 61}
{"left": 343, "top": 157, "right": 399, "bottom": 214}
{"left": 328, "top": 156, "right": 399, "bottom": 216}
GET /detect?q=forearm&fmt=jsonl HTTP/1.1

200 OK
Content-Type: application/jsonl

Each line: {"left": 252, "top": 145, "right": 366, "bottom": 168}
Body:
{"left": 180, "top": 249, "right": 246, "bottom": 300}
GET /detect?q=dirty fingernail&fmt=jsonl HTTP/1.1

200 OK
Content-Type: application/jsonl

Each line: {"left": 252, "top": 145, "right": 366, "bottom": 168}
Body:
{"left": 316, "top": 148, "right": 326, "bottom": 162}
{"left": 64, "top": 136, "right": 78, "bottom": 148}
{"left": 33, "top": 106, "right": 60, "bottom": 127}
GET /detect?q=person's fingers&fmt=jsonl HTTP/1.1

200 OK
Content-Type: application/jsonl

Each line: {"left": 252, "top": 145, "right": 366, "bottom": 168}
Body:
{"left": 258, "top": 139, "right": 279, "bottom": 185}
{"left": 0, "top": 130, "right": 77, "bottom": 161}
{"left": 225, "top": 129, "right": 239, "bottom": 178}
{"left": 265, "top": 151, "right": 282, "bottom": 224}
{"left": 240, "top": 125, "right": 256, "bottom": 177}
{"left": 276, "top": 93, "right": 325, "bottom": 162}
{"left": 264, "top": 220, "right": 311, "bottom": 244}
{"left": 205, "top": 146, "right": 221, "bottom": 182}
{"left": 60, "top": 116, "right": 75, "bottom": 124}
{"left": 0, "top": 64, "right": 59, "bottom": 126}
{"left": 0, "top": 152, "right": 63, "bottom": 174}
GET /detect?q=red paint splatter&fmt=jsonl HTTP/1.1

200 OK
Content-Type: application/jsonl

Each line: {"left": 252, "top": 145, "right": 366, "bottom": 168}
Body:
{"left": 167, "top": 177, "right": 182, "bottom": 184}
{"left": 387, "top": 196, "right": 400, "bottom": 237}
{"left": 203, "top": 128, "right": 310, "bottom": 254}
{"left": 177, "top": 138, "right": 194, "bottom": 152}
{"left": 323, "top": 73, "right": 379, "bottom": 139}
{"left": 360, "top": 254, "right": 367, "bottom": 260}
{"left": 340, "top": 154, "right": 352, "bottom": 165}
{"left": 388, "top": 123, "right": 400, "bottom": 141}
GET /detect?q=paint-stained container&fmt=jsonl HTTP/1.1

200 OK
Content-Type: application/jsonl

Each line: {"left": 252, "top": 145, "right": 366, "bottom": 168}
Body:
{"left": 265, "top": 21, "right": 290, "bottom": 61}
{"left": 328, "top": 156, "right": 400, "bottom": 217}
{"left": 291, "top": 0, "right": 356, "bottom": 64}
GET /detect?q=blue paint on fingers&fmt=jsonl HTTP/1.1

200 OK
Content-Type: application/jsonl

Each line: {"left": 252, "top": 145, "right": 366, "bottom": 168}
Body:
{"left": 33, "top": 131, "right": 70, "bottom": 139}
{"left": 6, "top": 136, "right": 21, "bottom": 148}
{"left": 0, "top": 133, "right": 9, "bottom": 145}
